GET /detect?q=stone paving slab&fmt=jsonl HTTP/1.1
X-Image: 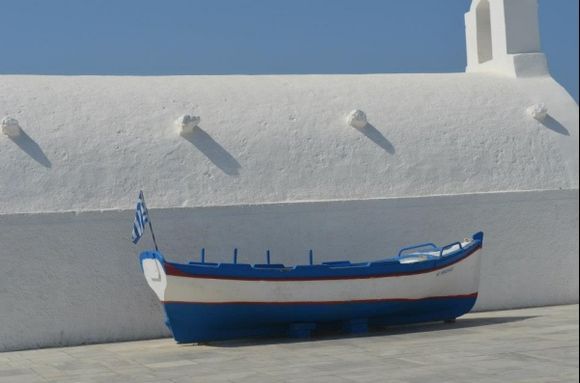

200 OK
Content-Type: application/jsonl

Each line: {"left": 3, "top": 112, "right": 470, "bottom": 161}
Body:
{"left": 0, "top": 305, "right": 577, "bottom": 383}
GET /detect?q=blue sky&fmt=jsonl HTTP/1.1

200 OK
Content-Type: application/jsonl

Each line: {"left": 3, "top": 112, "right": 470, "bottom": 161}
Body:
{"left": 0, "top": 0, "right": 578, "bottom": 101}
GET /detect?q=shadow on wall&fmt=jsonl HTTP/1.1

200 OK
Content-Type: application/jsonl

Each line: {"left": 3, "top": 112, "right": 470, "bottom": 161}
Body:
{"left": 542, "top": 115, "right": 570, "bottom": 136}
{"left": 10, "top": 131, "right": 52, "bottom": 168}
{"left": 357, "top": 124, "right": 395, "bottom": 154}
{"left": 181, "top": 127, "right": 241, "bottom": 176}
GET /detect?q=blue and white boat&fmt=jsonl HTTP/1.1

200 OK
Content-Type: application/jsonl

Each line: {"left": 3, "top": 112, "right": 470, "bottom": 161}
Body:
{"left": 139, "top": 232, "right": 484, "bottom": 343}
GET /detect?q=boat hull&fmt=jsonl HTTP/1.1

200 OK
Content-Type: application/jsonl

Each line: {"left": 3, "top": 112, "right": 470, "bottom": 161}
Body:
{"left": 163, "top": 294, "right": 478, "bottom": 342}
{"left": 140, "top": 232, "right": 483, "bottom": 343}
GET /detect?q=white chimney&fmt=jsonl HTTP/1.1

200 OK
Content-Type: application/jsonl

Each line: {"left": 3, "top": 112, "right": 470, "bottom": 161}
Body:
{"left": 465, "top": 0, "right": 549, "bottom": 77}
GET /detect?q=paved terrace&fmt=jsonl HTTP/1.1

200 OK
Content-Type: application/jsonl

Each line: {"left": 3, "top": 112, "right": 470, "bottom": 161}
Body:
{"left": 1, "top": 305, "right": 578, "bottom": 383}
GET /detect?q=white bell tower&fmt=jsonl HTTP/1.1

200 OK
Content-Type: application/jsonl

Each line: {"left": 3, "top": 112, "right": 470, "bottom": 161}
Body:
{"left": 465, "top": 0, "right": 549, "bottom": 77}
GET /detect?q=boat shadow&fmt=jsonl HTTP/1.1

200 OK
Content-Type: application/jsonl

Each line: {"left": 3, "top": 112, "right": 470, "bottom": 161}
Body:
{"left": 197, "top": 315, "right": 536, "bottom": 348}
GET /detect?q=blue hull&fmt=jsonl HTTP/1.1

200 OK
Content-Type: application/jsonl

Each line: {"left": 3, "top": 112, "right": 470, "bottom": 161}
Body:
{"left": 163, "top": 295, "right": 478, "bottom": 343}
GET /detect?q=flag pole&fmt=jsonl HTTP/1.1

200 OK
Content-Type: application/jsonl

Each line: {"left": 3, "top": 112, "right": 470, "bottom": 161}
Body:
{"left": 141, "top": 191, "right": 160, "bottom": 252}
{"left": 149, "top": 219, "right": 160, "bottom": 252}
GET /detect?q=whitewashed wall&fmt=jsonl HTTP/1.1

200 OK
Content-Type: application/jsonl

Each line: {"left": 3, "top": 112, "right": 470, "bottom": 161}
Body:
{"left": 1, "top": 0, "right": 578, "bottom": 351}
{"left": 0, "top": 72, "right": 577, "bottom": 351}
{"left": 0, "top": 189, "right": 577, "bottom": 352}
{"left": 0, "top": 74, "right": 577, "bottom": 215}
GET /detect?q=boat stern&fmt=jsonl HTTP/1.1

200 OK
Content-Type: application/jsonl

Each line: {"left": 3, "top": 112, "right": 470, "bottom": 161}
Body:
{"left": 472, "top": 231, "right": 484, "bottom": 245}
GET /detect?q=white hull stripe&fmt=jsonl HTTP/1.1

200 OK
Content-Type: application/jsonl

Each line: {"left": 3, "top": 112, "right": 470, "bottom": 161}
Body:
{"left": 142, "top": 249, "right": 483, "bottom": 304}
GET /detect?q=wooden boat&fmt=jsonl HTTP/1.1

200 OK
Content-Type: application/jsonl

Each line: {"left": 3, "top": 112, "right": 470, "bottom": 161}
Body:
{"left": 139, "top": 232, "right": 484, "bottom": 343}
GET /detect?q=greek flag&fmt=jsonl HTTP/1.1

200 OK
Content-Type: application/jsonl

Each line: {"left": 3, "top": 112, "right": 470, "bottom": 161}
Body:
{"left": 132, "top": 191, "right": 150, "bottom": 244}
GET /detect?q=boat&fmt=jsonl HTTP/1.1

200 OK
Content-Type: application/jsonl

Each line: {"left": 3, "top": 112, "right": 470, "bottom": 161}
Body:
{"left": 139, "top": 231, "right": 484, "bottom": 343}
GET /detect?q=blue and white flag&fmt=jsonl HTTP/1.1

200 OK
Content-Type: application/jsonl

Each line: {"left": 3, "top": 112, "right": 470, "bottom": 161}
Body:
{"left": 132, "top": 191, "right": 150, "bottom": 244}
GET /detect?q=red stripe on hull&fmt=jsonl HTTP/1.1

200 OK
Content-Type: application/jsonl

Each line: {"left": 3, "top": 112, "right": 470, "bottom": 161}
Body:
{"left": 162, "top": 292, "right": 479, "bottom": 306}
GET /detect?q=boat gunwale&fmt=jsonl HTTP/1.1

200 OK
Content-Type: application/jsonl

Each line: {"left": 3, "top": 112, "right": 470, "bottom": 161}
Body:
{"left": 140, "top": 232, "right": 483, "bottom": 282}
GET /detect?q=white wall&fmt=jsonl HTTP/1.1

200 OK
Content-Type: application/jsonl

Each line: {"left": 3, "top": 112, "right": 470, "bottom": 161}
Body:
{"left": 0, "top": 189, "right": 577, "bottom": 351}
{"left": 503, "top": 0, "right": 541, "bottom": 54}
{"left": 0, "top": 74, "right": 577, "bottom": 215}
